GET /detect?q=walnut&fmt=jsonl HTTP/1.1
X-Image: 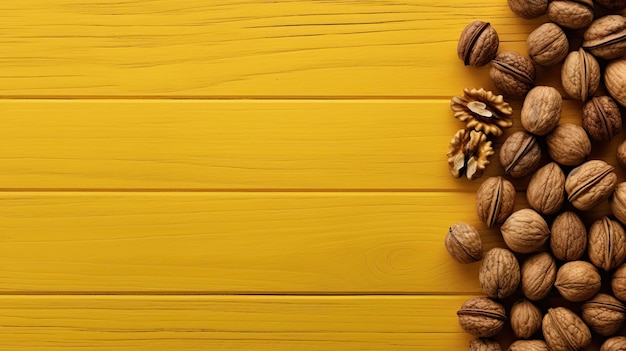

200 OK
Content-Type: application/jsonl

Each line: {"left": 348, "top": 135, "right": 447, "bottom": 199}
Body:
{"left": 565, "top": 160, "right": 617, "bottom": 211}
{"left": 555, "top": 260, "right": 601, "bottom": 302}
{"left": 582, "top": 293, "right": 626, "bottom": 336}
{"left": 499, "top": 131, "right": 541, "bottom": 178}
{"left": 521, "top": 252, "right": 557, "bottom": 301}
{"left": 510, "top": 299, "right": 542, "bottom": 339}
{"left": 562, "top": 48, "right": 600, "bottom": 102}
{"left": 582, "top": 15, "right": 626, "bottom": 61}
{"left": 547, "top": 0, "right": 594, "bottom": 30}
{"left": 508, "top": 340, "right": 548, "bottom": 351}
{"left": 595, "top": 0, "right": 626, "bottom": 10}
{"left": 611, "top": 182, "right": 626, "bottom": 226}
{"left": 527, "top": 23, "right": 568, "bottom": 66}
{"left": 588, "top": 217, "right": 626, "bottom": 271}
{"left": 613, "top": 264, "right": 626, "bottom": 301}
{"left": 508, "top": 0, "right": 548, "bottom": 18}
{"left": 476, "top": 176, "right": 516, "bottom": 228}
{"left": 543, "top": 307, "right": 592, "bottom": 351}
{"left": 546, "top": 124, "right": 591, "bottom": 166}
{"left": 500, "top": 208, "right": 550, "bottom": 254}
{"left": 550, "top": 211, "right": 587, "bottom": 261}
{"left": 445, "top": 222, "right": 482, "bottom": 264}
{"left": 447, "top": 129, "right": 494, "bottom": 180}
{"left": 618, "top": 141, "right": 626, "bottom": 168}
{"left": 605, "top": 58, "right": 626, "bottom": 108}
{"left": 479, "top": 247, "right": 520, "bottom": 299}
{"left": 521, "top": 86, "right": 561, "bottom": 136}
{"left": 457, "top": 21, "right": 500, "bottom": 67}
{"left": 582, "top": 96, "right": 622, "bottom": 142}
{"left": 470, "top": 338, "right": 502, "bottom": 351}
{"left": 601, "top": 336, "right": 626, "bottom": 351}
{"left": 490, "top": 51, "right": 536, "bottom": 98}
{"left": 457, "top": 297, "right": 507, "bottom": 337}
{"left": 526, "top": 162, "right": 565, "bottom": 215}
{"left": 450, "top": 88, "right": 513, "bottom": 137}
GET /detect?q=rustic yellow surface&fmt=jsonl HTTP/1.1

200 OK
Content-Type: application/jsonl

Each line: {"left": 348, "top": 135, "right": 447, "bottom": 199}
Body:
{"left": 0, "top": 0, "right": 615, "bottom": 350}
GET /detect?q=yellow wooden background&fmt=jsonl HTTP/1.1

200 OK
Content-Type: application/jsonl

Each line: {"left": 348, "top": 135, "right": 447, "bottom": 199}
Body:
{"left": 1, "top": 1, "right": 622, "bottom": 350}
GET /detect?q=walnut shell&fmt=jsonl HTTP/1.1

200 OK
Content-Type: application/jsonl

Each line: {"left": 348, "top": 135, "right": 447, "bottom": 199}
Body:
{"left": 476, "top": 176, "right": 516, "bottom": 228}
{"left": 582, "top": 293, "right": 626, "bottom": 336}
{"left": 611, "top": 182, "right": 626, "bottom": 226}
{"left": 508, "top": 340, "right": 548, "bottom": 351}
{"left": 543, "top": 307, "right": 592, "bottom": 351}
{"left": 605, "top": 58, "right": 626, "bottom": 108}
{"left": 457, "top": 297, "right": 507, "bottom": 337}
{"left": 521, "top": 252, "right": 557, "bottom": 301}
{"left": 547, "top": 0, "right": 594, "bottom": 30}
{"left": 479, "top": 247, "right": 520, "bottom": 299}
{"left": 565, "top": 160, "right": 617, "bottom": 211}
{"left": 582, "top": 96, "right": 622, "bottom": 142}
{"left": 451, "top": 88, "right": 513, "bottom": 137}
{"left": 521, "top": 86, "right": 562, "bottom": 136}
{"left": 490, "top": 51, "right": 536, "bottom": 98}
{"left": 445, "top": 222, "right": 483, "bottom": 264}
{"left": 501, "top": 209, "right": 550, "bottom": 254}
{"left": 595, "top": 0, "right": 626, "bottom": 10}
{"left": 582, "top": 15, "right": 626, "bottom": 61}
{"left": 508, "top": 0, "right": 548, "bottom": 18}
{"left": 613, "top": 264, "right": 626, "bottom": 301}
{"left": 550, "top": 211, "right": 588, "bottom": 261}
{"left": 601, "top": 336, "right": 626, "bottom": 351}
{"left": 589, "top": 217, "right": 626, "bottom": 271}
{"left": 562, "top": 48, "right": 601, "bottom": 102}
{"left": 527, "top": 23, "right": 569, "bottom": 66}
{"left": 618, "top": 141, "right": 626, "bottom": 169}
{"left": 511, "top": 299, "right": 543, "bottom": 339}
{"left": 546, "top": 123, "right": 591, "bottom": 166}
{"left": 447, "top": 129, "right": 495, "bottom": 180}
{"left": 555, "top": 260, "right": 601, "bottom": 302}
{"left": 527, "top": 162, "right": 565, "bottom": 215}
{"left": 499, "top": 131, "right": 541, "bottom": 178}
{"left": 470, "top": 338, "right": 502, "bottom": 351}
{"left": 458, "top": 21, "right": 500, "bottom": 67}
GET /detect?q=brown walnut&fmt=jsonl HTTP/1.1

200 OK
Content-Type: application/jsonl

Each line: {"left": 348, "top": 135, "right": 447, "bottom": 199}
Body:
{"left": 521, "top": 252, "right": 557, "bottom": 301}
{"left": 582, "top": 96, "right": 622, "bottom": 142}
{"left": 582, "top": 15, "right": 626, "bottom": 60}
{"left": 457, "top": 297, "right": 507, "bottom": 337}
{"left": 618, "top": 141, "right": 626, "bottom": 168}
{"left": 490, "top": 51, "right": 536, "bottom": 97}
{"left": 508, "top": 340, "right": 548, "bottom": 351}
{"left": 546, "top": 123, "right": 591, "bottom": 166}
{"left": 582, "top": 293, "right": 626, "bottom": 336}
{"left": 613, "top": 264, "right": 626, "bottom": 301}
{"left": 476, "top": 176, "right": 516, "bottom": 228}
{"left": 457, "top": 21, "right": 500, "bottom": 67}
{"left": 445, "top": 222, "right": 483, "bottom": 264}
{"left": 527, "top": 23, "right": 569, "bottom": 66}
{"left": 589, "top": 217, "right": 626, "bottom": 271}
{"left": 543, "top": 307, "right": 592, "bottom": 351}
{"left": 555, "top": 260, "right": 601, "bottom": 302}
{"left": 611, "top": 182, "right": 626, "bottom": 226}
{"left": 499, "top": 131, "right": 541, "bottom": 178}
{"left": 547, "top": 0, "right": 594, "bottom": 30}
{"left": 605, "top": 58, "right": 626, "bottom": 108}
{"left": 561, "top": 48, "right": 601, "bottom": 102}
{"left": 501, "top": 208, "right": 550, "bottom": 254}
{"left": 470, "top": 338, "right": 502, "bottom": 351}
{"left": 447, "top": 129, "right": 494, "bottom": 180}
{"left": 526, "top": 162, "right": 565, "bottom": 215}
{"left": 595, "top": 0, "right": 626, "bottom": 9}
{"left": 550, "top": 211, "right": 587, "bottom": 261}
{"left": 450, "top": 88, "right": 513, "bottom": 137}
{"left": 601, "top": 336, "right": 626, "bottom": 351}
{"left": 510, "top": 299, "right": 542, "bottom": 339}
{"left": 508, "top": 0, "right": 548, "bottom": 18}
{"left": 521, "top": 86, "right": 561, "bottom": 136}
{"left": 479, "top": 247, "right": 520, "bottom": 299}
{"left": 565, "top": 160, "right": 617, "bottom": 211}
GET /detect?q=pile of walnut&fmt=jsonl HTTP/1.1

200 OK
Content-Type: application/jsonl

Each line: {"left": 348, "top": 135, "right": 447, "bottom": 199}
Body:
{"left": 444, "top": 1, "right": 626, "bottom": 351}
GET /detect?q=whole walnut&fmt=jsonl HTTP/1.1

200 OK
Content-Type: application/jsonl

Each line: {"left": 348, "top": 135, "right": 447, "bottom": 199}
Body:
{"left": 543, "top": 307, "right": 592, "bottom": 351}
{"left": 526, "top": 162, "right": 565, "bottom": 215}
{"left": 521, "top": 86, "right": 562, "bottom": 136}
{"left": 550, "top": 211, "right": 587, "bottom": 261}
{"left": 555, "top": 260, "right": 601, "bottom": 302}
{"left": 508, "top": 0, "right": 548, "bottom": 18}
{"left": 611, "top": 182, "right": 626, "bottom": 226}
{"left": 521, "top": 252, "right": 557, "bottom": 301}
{"left": 565, "top": 160, "right": 617, "bottom": 211}
{"left": 605, "top": 58, "right": 626, "bottom": 108}
{"left": 582, "top": 15, "right": 626, "bottom": 61}
{"left": 458, "top": 21, "right": 500, "bottom": 67}
{"left": 613, "top": 264, "right": 626, "bottom": 301}
{"left": 470, "top": 338, "right": 502, "bottom": 351}
{"left": 457, "top": 297, "right": 507, "bottom": 337}
{"left": 601, "top": 336, "right": 626, "bottom": 351}
{"left": 501, "top": 209, "right": 550, "bottom": 254}
{"left": 476, "top": 176, "right": 516, "bottom": 228}
{"left": 490, "top": 51, "right": 536, "bottom": 97}
{"left": 582, "top": 293, "right": 626, "bottom": 336}
{"left": 546, "top": 124, "right": 591, "bottom": 166}
{"left": 508, "top": 340, "right": 548, "bottom": 351}
{"left": 527, "top": 23, "right": 568, "bottom": 66}
{"left": 510, "top": 299, "right": 542, "bottom": 339}
{"left": 547, "top": 0, "right": 594, "bottom": 30}
{"left": 445, "top": 222, "right": 483, "bottom": 264}
{"left": 499, "top": 131, "right": 541, "bottom": 178}
{"left": 582, "top": 96, "right": 622, "bottom": 142}
{"left": 562, "top": 48, "right": 600, "bottom": 102}
{"left": 589, "top": 217, "right": 626, "bottom": 271}
{"left": 479, "top": 247, "right": 520, "bottom": 299}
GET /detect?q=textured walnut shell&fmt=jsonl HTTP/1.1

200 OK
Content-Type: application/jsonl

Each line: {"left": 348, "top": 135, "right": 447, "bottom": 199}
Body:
{"left": 499, "top": 131, "right": 541, "bottom": 178}
{"left": 521, "top": 252, "right": 557, "bottom": 301}
{"left": 510, "top": 299, "right": 542, "bottom": 339}
{"left": 447, "top": 129, "right": 495, "bottom": 180}
{"left": 543, "top": 307, "right": 591, "bottom": 351}
{"left": 457, "top": 297, "right": 507, "bottom": 337}
{"left": 565, "top": 160, "right": 617, "bottom": 211}
{"left": 582, "top": 293, "right": 626, "bottom": 336}
{"left": 605, "top": 58, "right": 626, "bottom": 108}
{"left": 601, "top": 336, "right": 626, "bottom": 351}
{"left": 582, "top": 15, "right": 626, "bottom": 60}
{"left": 595, "top": 0, "right": 626, "bottom": 10}
{"left": 521, "top": 86, "right": 562, "bottom": 136}
{"left": 527, "top": 23, "right": 569, "bottom": 66}
{"left": 445, "top": 222, "right": 483, "bottom": 264}
{"left": 555, "top": 260, "right": 601, "bottom": 302}
{"left": 550, "top": 211, "right": 588, "bottom": 261}
{"left": 508, "top": 0, "right": 548, "bottom": 18}
{"left": 546, "top": 124, "right": 591, "bottom": 166}
{"left": 589, "top": 217, "right": 626, "bottom": 271}
{"left": 458, "top": 21, "right": 500, "bottom": 67}
{"left": 582, "top": 96, "right": 622, "bottom": 142}
{"left": 612, "top": 182, "right": 626, "bottom": 226}
{"left": 508, "top": 340, "right": 548, "bottom": 351}
{"left": 479, "top": 247, "right": 520, "bottom": 299}
{"left": 562, "top": 48, "right": 601, "bottom": 102}
{"left": 490, "top": 51, "right": 536, "bottom": 98}
{"left": 526, "top": 162, "right": 565, "bottom": 215}
{"left": 613, "top": 264, "right": 626, "bottom": 301}
{"left": 548, "top": 0, "right": 594, "bottom": 30}
{"left": 470, "top": 338, "right": 502, "bottom": 351}
{"left": 501, "top": 209, "right": 550, "bottom": 254}
{"left": 476, "top": 176, "right": 516, "bottom": 228}
{"left": 451, "top": 88, "right": 513, "bottom": 137}
{"left": 618, "top": 141, "right": 626, "bottom": 169}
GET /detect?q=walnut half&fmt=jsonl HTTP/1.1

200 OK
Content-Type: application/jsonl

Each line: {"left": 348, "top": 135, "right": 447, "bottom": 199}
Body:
{"left": 451, "top": 88, "right": 513, "bottom": 136}
{"left": 447, "top": 129, "right": 494, "bottom": 180}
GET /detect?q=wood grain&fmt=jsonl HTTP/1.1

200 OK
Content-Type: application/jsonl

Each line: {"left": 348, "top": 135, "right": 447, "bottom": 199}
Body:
{"left": 0, "top": 0, "right": 543, "bottom": 97}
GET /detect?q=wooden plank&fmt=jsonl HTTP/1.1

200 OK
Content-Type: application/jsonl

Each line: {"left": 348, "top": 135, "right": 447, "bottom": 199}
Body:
{"left": 2, "top": 100, "right": 619, "bottom": 191}
{"left": 0, "top": 0, "right": 543, "bottom": 97}
{"left": 0, "top": 295, "right": 475, "bottom": 350}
